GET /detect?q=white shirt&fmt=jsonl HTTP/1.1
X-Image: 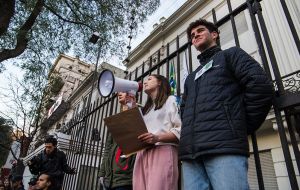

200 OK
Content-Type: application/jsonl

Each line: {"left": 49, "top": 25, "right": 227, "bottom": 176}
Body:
{"left": 143, "top": 96, "right": 182, "bottom": 146}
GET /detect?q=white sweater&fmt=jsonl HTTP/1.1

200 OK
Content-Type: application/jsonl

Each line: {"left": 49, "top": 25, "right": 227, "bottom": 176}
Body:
{"left": 143, "top": 96, "right": 182, "bottom": 146}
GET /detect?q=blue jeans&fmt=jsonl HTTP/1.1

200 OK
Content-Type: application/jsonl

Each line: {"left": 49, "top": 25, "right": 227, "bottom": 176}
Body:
{"left": 182, "top": 154, "right": 249, "bottom": 190}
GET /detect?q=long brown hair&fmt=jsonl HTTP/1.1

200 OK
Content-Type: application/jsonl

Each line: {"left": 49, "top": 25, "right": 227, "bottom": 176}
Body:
{"left": 142, "top": 74, "right": 171, "bottom": 115}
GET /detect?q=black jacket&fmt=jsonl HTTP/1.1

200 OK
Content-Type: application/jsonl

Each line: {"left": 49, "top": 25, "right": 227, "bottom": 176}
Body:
{"left": 29, "top": 148, "right": 73, "bottom": 183}
{"left": 179, "top": 46, "right": 273, "bottom": 160}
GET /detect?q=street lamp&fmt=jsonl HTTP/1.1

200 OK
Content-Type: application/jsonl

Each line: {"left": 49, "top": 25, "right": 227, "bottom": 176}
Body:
{"left": 89, "top": 32, "right": 100, "bottom": 44}
{"left": 78, "top": 32, "right": 102, "bottom": 154}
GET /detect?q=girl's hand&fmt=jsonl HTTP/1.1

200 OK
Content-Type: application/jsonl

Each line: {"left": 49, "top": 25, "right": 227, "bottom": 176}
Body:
{"left": 138, "top": 133, "right": 159, "bottom": 144}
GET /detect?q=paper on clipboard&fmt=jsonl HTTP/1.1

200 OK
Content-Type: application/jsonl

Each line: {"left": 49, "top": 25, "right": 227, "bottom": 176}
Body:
{"left": 103, "top": 107, "right": 152, "bottom": 157}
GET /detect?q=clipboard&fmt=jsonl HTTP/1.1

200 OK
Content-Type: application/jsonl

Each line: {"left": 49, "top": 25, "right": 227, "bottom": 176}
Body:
{"left": 104, "top": 107, "right": 152, "bottom": 157}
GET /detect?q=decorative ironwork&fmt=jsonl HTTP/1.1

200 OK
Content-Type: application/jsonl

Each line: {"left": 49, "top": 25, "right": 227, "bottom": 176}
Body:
{"left": 273, "top": 70, "right": 300, "bottom": 93}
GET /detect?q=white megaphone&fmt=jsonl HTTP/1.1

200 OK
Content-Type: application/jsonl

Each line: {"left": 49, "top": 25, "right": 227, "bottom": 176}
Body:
{"left": 98, "top": 69, "right": 143, "bottom": 97}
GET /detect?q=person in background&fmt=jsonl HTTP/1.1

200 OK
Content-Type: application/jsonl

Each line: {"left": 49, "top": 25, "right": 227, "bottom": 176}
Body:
{"left": 133, "top": 74, "right": 181, "bottom": 190}
{"left": 0, "top": 179, "right": 5, "bottom": 190}
{"left": 98, "top": 92, "right": 136, "bottom": 190}
{"left": 11, "top": 176, "right": 24, "bottom": 190}
{"left": 27, "top": 177, "right": 37, "bottom": 190}
{"left": 35, "top": 174, "right": 55, "bottom": 190}
{"left": 3, "top": 178, "right": 11, "bottom": 190}
{"left": 179, "top": 18, "right": 273, "bottom": 190}
{"left": 27, "top": 136, "right": 76, "bottom": 189}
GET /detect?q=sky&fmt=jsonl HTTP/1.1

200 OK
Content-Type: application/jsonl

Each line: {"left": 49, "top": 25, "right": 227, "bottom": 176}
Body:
{"left": 0, "top": 0, "right": 187, "bottom": 117}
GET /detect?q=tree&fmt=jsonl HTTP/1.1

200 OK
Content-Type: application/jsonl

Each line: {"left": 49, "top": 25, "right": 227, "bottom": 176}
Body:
{"left": 0, "top": 116, "right": 13, "bottom": 166}
{"left": 0, "top": 74, "right": 45, "bottom": 156}
{"left": 0, "top": 72, "right": 48, "bottom": 175}
{"left": 0, "top": 0, "right": 160, "bottom": 72}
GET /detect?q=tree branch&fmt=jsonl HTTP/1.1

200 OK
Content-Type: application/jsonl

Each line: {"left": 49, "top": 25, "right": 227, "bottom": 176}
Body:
{"left": 0, "top": 0, "right": 44, "bottom": 63}
{"left": 44, "top": 3, "right": 94, "bottom": 30}
{"left": 0, "top": 0, "right": 15, "bottom": 36}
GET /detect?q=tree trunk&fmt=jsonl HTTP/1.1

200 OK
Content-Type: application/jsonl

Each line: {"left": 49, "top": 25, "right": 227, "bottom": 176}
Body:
{"left": 0, "top": 0, "right": 15, "bottom": 36}
{"left": 0, "top": 0, "right": 44, "bottom": 63}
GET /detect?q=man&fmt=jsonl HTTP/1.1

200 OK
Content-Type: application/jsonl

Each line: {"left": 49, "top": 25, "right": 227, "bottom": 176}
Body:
{"left": 35, "top": 174, "right": 55, "bottom": 190}
{"left": 98, "top": 92, "right": 136, "bottom": 190}
{"left": 11, "top": 176, "right": 24, "bottom": 190}
{"left": 28, "top": 177, "right": 37, "bottom": 190}
{"left": 179, "top": 19, "right": 273, "bottom": 190}
{"left": 27, "top": 136, "right": 76, "bottom": 189}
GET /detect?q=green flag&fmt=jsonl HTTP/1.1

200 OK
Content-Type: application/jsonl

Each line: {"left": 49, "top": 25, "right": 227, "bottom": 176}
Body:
{"left": 169, "top": 61, "right": 176, "bottom": 95}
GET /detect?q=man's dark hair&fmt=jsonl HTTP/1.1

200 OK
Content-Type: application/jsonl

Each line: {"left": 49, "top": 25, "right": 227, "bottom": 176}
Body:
{"left": 28, "top": 177, "right": 37, "bottom": 186}
{"left": 44, "top": 136, "right": 57, "bottom": 146}
{"left": 186, "top": 19, "right": 220, "bottom": 41}
{"left": 39, "top": 173, "right": 56, "bottom": 190}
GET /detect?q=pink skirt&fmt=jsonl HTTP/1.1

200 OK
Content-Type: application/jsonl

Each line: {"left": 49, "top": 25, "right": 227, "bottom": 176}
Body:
{"left": 133, "top": 145, "right": 179, "bottom": 190}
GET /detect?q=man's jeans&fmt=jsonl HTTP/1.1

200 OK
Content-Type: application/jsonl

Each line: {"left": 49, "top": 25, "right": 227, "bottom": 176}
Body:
{"left": 182, "top": 154, "right": 249, "bottom": 190}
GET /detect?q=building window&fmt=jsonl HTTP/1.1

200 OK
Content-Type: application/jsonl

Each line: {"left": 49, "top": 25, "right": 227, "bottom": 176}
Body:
{"left": 248, "top": 150, "right": 278, "bottom": 190}
{"left": 83, "top": 96, "right": 88, "bottom": 109}
{"left": 219, "top": 12, "right": 248, "bottom": 45}
{"left": 67, "top": 75, "right": 76, "bottom": 83}
{"left": 73, "top": 104, "right": 80, "bottom": 116}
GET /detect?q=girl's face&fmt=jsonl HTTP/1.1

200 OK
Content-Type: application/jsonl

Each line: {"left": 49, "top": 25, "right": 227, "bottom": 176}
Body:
{"left": 117, "top": 92, "right": 127, "bottom": 104}
{"left": 143, "top": 75, "right": 160, "bottom": 96}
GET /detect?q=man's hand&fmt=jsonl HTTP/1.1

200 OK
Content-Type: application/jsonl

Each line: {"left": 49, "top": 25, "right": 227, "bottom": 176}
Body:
{"left": 27, "top": 161, "right": 32, "bottom": 166}
{"left": 99, "top": 177, "right": 104, "bottom": 185}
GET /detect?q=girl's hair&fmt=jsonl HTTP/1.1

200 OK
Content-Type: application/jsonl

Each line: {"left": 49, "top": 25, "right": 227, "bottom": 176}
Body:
{"left": 142, "top": 74, "right": 171, "bottom": 115}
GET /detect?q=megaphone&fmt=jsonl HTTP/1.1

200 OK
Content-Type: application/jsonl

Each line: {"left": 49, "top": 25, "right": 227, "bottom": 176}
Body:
{"left": 98, "top": 69, "right": 143, "bottom": 97}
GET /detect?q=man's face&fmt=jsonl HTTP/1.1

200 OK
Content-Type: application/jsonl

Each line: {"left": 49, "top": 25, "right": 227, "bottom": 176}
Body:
{"left": 44, "top": 143, "right": 55, "bottom": 155}
{"left": 36, "top": 174, "right": 50, "bottom": 190}
{"left": 190, "top": 25, "right": 218, "bottom": 52}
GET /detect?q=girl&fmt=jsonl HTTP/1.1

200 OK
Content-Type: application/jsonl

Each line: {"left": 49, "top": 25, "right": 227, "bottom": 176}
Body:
{"left": 133, "top": 74, "right": 181, "bottom": 190}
